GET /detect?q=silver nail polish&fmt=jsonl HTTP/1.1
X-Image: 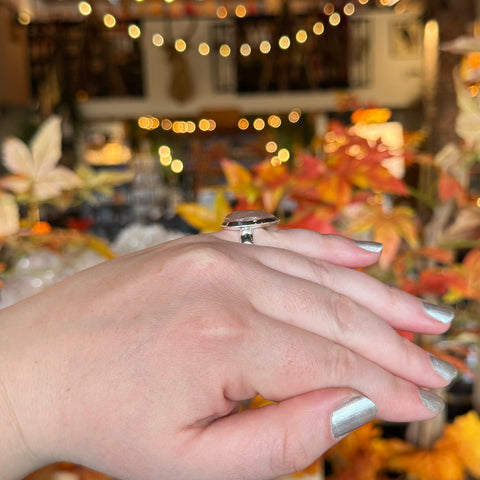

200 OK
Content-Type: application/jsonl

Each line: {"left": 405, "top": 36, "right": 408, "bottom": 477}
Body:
{"left": 418, "top": 389, "right": 445, "bottom": 414}
{"left": 429, "top": 354, "right": 457, "bottom": 382}
{"left": 331, "top": 395, "right": 377, "bottom": 439}
{"left": 354, "top": 240, "right": 383, "bottom": 253}
{"left": 422, "top": 302, "right": 455, "bottom": 324}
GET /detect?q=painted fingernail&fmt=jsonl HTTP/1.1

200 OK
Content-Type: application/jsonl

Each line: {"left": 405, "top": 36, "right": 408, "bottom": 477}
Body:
{"left": 418, "top": 389, "right": 445, "bottom": 414}
{"left": 422, "top": 302, "right": 455, "bottom": 324}
{"left": 429, "top": 354, "right": 457, "bottom": 382}
{"left": 331, "top": 395, "right": 377, "bottom": 439}
{"left": 354, "top": 240, "right": 383, "bottom": 253}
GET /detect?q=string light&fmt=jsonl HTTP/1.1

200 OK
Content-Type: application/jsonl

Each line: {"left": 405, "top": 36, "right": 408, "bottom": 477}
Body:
{"left": 216, "top": 6, "right": 228, "bottom": 19}
{"left": 240, "top": 43, "right": 251, "bottom": 56}
{"left": 344, "top": 3, "right": 355, "bottom": 15}
{"left": 278, "top": 35, "right": 291, "bottom": 50}
{"left": 171, "top": 159, "right": 184, "bottom": 174}
{"left": 161, "top": 119, "right": 172, "bottom": 130}
{"left": 78, "top": 1, "right": 92, "bottom": 16}
{"left": 313, "top": 22, "right": 325, "bottom": 35}
{"left": 238, "top": 118, "right": 249, "bottom": 130}
{"left": 103, "top": 13, "right": 116, "bottom": 28}
{"left": 235, "top": 4, "right": 247, "bottom": 17}
{"left": 296, "top": 29, "right": 308, "bottom": 43}
{"left": 128, "top": 24, "right": 141, "bottom": 39}
{"left": 152, "top": 33, "right": 164, "bottom": 46}
{"left": 270, "top": 156, "right": 282, "bottom": 167}
{"left": 323, "top": 2, "right": 335, "bottom": 15}
{"left": 219, "top": 44, "right": 231, "bottom": 57}
{"left": 265, "top": 141, "right": 278, "bottom": 153}
{"left": 198, "top": 42, "right": 210, "bottom": 55}
{"left": 198, "top": 119, "right": 211, "bottom": 131}
{"left": 288, "top": 108, "right": 301, "bottom": 123}
{"left": 175, "top": 39, "right": 187, "bottom": 52}
{"left": 329, "top": 13, "right": 341, "bottom": 26}
{"left": 253, "top": 118, "right": 265, "bottom": 130}
{"left": 259, "top": 40, "right": 271, "bottom": 54}
{"left": 267, "top": 115, "right": 281, "bottom": 128}
{"left": 278, "top": 148, "right": 290, "bottom": 162}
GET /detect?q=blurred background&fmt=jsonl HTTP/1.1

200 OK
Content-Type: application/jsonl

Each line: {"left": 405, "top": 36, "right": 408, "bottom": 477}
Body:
{"left": 0, "top": 1, "right": 479, "bottom": 479}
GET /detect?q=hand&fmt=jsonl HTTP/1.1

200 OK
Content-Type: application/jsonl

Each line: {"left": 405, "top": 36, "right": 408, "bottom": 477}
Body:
{"left": 0, "top": 230, "right": 455, "bottom": 480}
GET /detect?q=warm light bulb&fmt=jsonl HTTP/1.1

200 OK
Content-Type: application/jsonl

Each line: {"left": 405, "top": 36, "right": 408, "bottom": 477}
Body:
{"left": 344, "top": 3, "right": 355, "bottom": 15}
{"left": 265, "top": 141, "right": 278, "bottom": 153}
{"left": 288, "top": 108, "right": 301, "bottom": 123}
{"left": 103, "top": 13, "right": 116, "bottom": 28}
{"left": 313, "top": 22, "right": 325, "bottom": 35}
{"left": 278, "top": 148, "right": 290, "bottom": 162}
{"left": 158, "top": 145, "right": 171, "bottom": 156}
{"left": 279, "top": 35, "right": 291, "bottom": 50}
{"left": 216, "top": 6, "right": 228, "bottom": 19}
{"left": 296, "top": 29, "right": 308, "bottom": 43}
{"left": 323, "top": 2, "right": 335, "bottom": 15}
{"left": 235, "top": 4, "right": 247, "bottom": 17}
{"left": 152, "top": 33, "right": 165, "bottom": 46}
{"left": 267, "top": 115, "right": 281, "bottom": 128}
{"left": 78, "top": 1, "right": 92, "bottom": 16}
{"left": 240, "top": 43, "right": 251, "bottom": 56}
{"left": 128, "top": 24, "right": 141, "bottom": 39}
{"left": 171, "top": 159, "right": 184, "bottom": 173}
{"left": 175, "top": 39, "right": 187, "bottom": 52}
{"left": 238, "top": 118, "right": 249, "bottom": 130}
{"left": 329, "top": 13, "right": 341, "bottom": 26}
{"left": 253, "top": 118, "right": 265, "bottom": 130}
{"left": 219, "top": 44, "right": 231, "bottom": 57}
{"left": 198, "top": 42, "right": 210, "bottom": 55}
{"left": 259, "top": 41, "right": 271, "bottom": 54}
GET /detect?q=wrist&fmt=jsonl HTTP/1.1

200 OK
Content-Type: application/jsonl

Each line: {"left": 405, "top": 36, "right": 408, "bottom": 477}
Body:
{"left": 0, "top": 304, "right": 51, "bottom": 478}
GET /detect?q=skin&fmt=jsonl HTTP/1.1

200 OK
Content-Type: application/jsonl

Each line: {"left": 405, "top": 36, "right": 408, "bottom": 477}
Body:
{"left": 0, "top": 229, "right": 454, "bottom": 480}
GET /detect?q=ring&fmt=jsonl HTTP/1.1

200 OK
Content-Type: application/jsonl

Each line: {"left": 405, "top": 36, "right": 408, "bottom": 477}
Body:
{"left": 221, "top": 210, "right": 279, "bottom": 244}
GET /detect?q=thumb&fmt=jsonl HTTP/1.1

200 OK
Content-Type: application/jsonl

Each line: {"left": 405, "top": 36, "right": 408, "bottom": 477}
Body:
{"left": 187, "top": 389, "right": 377, "bottom": 480}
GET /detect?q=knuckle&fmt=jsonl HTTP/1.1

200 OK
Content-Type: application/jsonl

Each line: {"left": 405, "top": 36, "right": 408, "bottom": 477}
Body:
{"left": 326, "top": 292, "right": 356, "bottom": 338}
{"left": 168, "top": 242, "right": 231, "bottom": 279}
{"left": 328, "top": 344, "right": 356, "bottom": 382}
{"left": 311, "top": 259, "right": 336, "bottom": 289}
{"left": 270, "top": 427, "right": 312, "bottom": 477}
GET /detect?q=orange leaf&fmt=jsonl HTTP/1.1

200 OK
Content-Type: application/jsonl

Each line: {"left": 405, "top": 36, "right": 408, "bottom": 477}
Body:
{"left": 220, "top": 158, "right": 252, "bottom": 186}
{"left": 438, "top": 172, "right": 464, "bottom": 201}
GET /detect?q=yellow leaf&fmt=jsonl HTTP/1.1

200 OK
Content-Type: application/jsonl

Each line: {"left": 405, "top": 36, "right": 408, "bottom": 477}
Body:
{"left": 176, "top": 193, "right": 230, "bottom": 233}
{"left": 436, "top": 410, "right": 480, "bottom": 478}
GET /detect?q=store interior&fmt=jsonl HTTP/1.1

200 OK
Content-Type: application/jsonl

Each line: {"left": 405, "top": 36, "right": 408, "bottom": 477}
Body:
{"left": 0, "top": 0, "right": 479, "bottom": 479}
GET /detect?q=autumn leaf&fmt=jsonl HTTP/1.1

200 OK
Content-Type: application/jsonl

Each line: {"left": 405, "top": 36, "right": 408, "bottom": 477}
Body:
{"left": 388, "top": 449, "right": 464, "bottom": 480}
{"left": 347, "top": 204, "right": 419, "bottom": 268}
{"left": 435, "top": 410, "right": 480, "bottom": 478}
{"left": 176, "top": 192, "right": 231, "bottom": 232}
{"left": 438, "top": 171, "right": 464, "bottom": 201}
{"left": 1, "top": 116, "right": 82, "bottom": 201}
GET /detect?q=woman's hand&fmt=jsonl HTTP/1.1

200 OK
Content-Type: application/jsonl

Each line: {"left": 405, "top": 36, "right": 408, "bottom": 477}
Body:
{"left": 0, "top": 230, "right": 455, "bottom": 480}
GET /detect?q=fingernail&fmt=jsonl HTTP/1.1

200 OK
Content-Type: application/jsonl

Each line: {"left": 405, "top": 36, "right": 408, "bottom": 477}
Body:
{"left": 354, "top": 240, "right": 383, "bottom": 253}
{"left": 429, "top": 354, "right": 457, "bottom": 382}
{"left": 422, "top": 302, "right": 455, "bottom": 324}
{"left": 331, "top": 395, "right": 377, "bottom": 439}
{"left": 418, "top": 389, "right": 445, "bottom": 414}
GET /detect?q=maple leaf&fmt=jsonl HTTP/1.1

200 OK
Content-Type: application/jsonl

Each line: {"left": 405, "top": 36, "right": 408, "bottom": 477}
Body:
{"left": 347, "top": 204, "right": 419, "bottom": 268}
{"left": 435, "top": 410, "right": 480, "bottom": 478}
{"left": 1, "top": 116, "right": 82, "bottom": 201}
{"left": 176, "top": 191, "right": 231, "bottom": 232}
